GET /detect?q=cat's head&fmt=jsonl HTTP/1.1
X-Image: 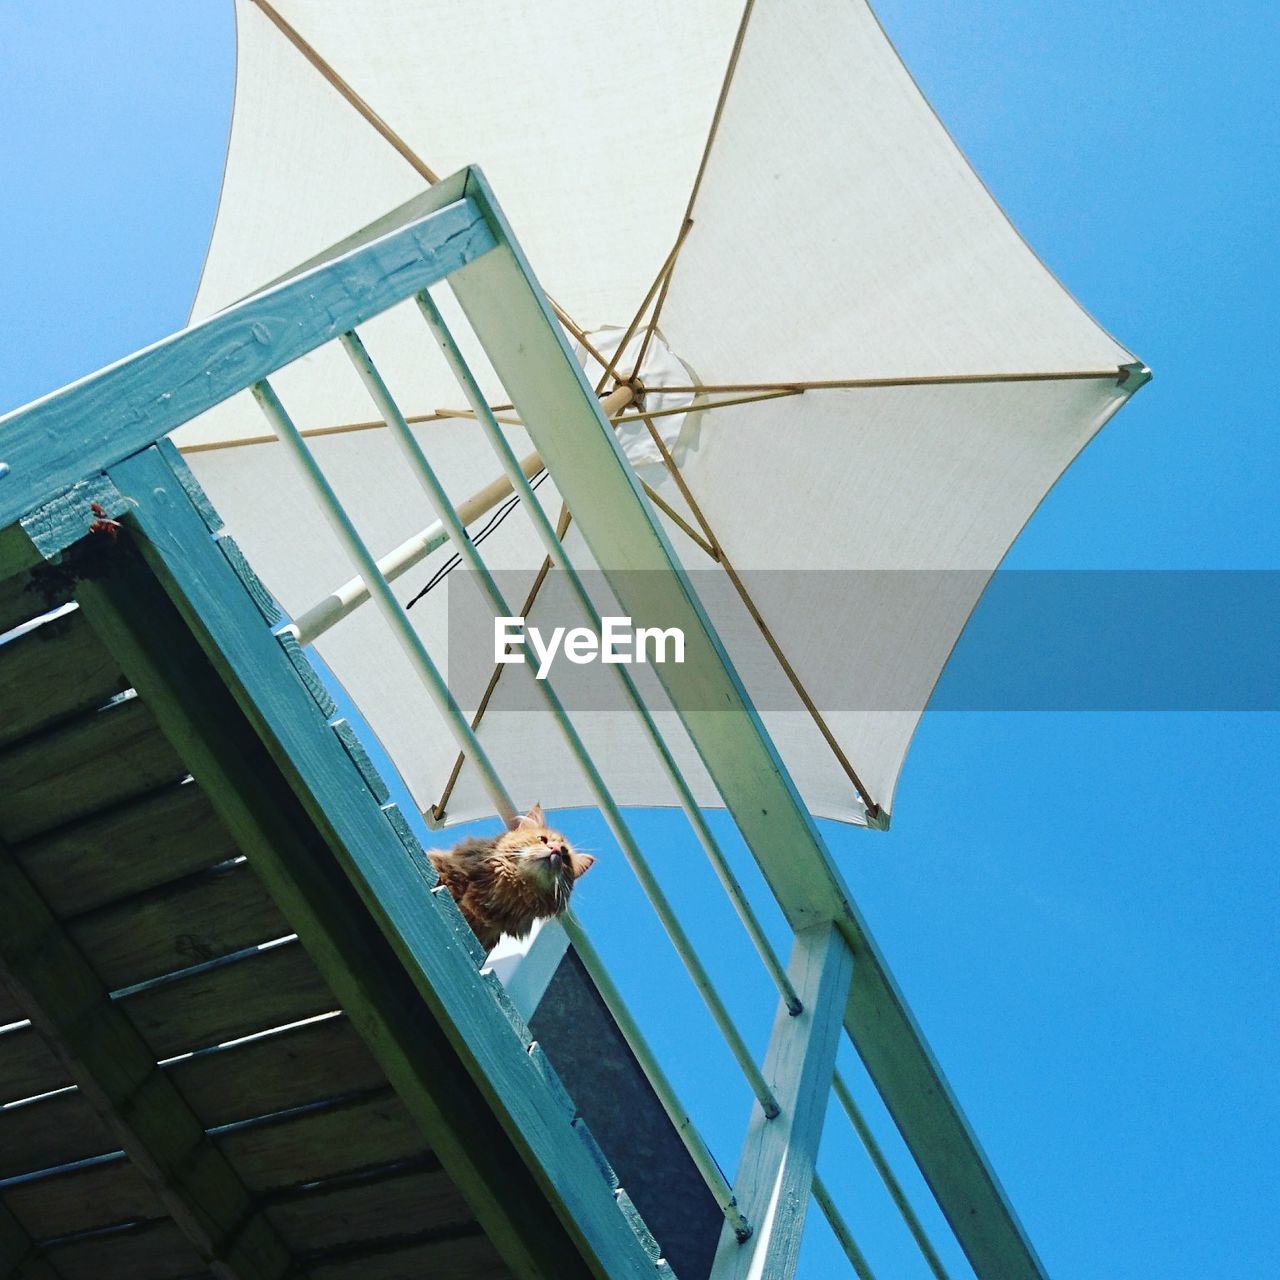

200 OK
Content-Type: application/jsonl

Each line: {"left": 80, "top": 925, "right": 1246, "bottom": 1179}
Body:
{"left": 495, "top": 803, "right": 595, "bottom": 895}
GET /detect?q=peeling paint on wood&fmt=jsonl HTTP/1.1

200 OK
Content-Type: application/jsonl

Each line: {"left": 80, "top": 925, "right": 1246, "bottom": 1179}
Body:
{"left": 276, "top": 629, "right": 337, "bottom": 717}
{"left": 330, "top": 717, "right": 390, "bottom": 804}
{"left": 18, "top": 475, "right": 127, "bottom": 560}
{"left": 218, "top": 535, "right": 279, "bottom": 624}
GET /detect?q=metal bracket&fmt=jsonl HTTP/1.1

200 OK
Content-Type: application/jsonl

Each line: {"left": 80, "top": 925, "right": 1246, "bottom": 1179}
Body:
{"left": 1117, "top": 361, "right": 1153, "bottom": 394}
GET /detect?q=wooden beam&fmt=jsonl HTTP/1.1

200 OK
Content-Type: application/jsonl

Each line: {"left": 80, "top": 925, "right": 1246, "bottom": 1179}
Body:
{"left": 0, "top": 1018, "right": 65, "bottom": 1103}
{"left": 449, "top": 166, "right": 1049, "bottom": 1280}
{"left": 81, "top": 444, "right": 664, "bottom": 1280}
{"left": 0, "top": 1088, "right": 114, "bottom": 1184}
{"left": 0, "top": 175, "right": 492, "bottom": 531}
{"left": 42, "top": 1218, "right": 208, "bottom": 1279}
{"left": 1, "top": 1158, "right": 163, "bottom": 1263}
{"left": 13, "top": 778, "right": 238, "bottom": 919}
{"left": 213, "top": 1091, "right": 423, "bottom": 1194}
{"left": 711, "top": 925, "right": 853, "bottom": 1280}
{"left": 64, "top": 860, "right": 282, "bottom": 987}
{"left": 0, "top": 523, "right": 42, "bottom": 587}
{"left": 0, "top": 695, "right": 187, "bottom": 845}
{"left": 0, "top": 839, "right": 295, "bottom": 1280}
{"left": 0, "top": 1198, "right": 60, "bottom": 1280}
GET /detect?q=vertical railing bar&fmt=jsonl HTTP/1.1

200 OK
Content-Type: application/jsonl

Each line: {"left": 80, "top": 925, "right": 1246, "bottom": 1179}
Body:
{"left": 813, "top": 1172, "right": 879, "bottom": 1280}
{"left": 832, "top": 1069, "right": 952, "bottom": 1280}
{"left": 335, "top": 329, "right": 780, "bottom": 1120}
{"left": 413, "top": 289, "right": 804, "bottom": 1019}
{"left": 249, "top": 378, "right": 518, "bottom": 825}
{"left": 561, "top": 912, "right": 752, "bottom": 1242}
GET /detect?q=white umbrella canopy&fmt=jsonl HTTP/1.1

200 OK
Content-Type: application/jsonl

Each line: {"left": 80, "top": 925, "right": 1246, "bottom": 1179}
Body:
{"left": 177, "top": 0, "right": 1142, "bottom": 829}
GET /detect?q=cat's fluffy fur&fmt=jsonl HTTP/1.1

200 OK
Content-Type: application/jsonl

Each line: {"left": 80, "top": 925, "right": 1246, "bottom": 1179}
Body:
{"left": 427, "top": 804, "right": 594, "bottom": 952}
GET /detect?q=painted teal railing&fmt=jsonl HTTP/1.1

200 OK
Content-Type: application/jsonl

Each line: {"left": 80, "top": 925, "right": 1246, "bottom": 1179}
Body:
{"left": 0, "top": 165, "right": 1047, "bottom": 1280}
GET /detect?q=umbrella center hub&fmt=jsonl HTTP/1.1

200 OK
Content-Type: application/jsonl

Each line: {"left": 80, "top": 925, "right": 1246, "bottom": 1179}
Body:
{"left": 576, "top": 326, "right": 701, "bottom": 466}
{"left": 608, "top": 374, "right": 647, "bottom": 413}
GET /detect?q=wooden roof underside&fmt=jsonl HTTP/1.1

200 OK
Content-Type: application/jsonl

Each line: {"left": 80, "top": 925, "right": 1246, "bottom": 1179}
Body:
{"left": 0, "top": 553, "right": 510, "bottom": 1279}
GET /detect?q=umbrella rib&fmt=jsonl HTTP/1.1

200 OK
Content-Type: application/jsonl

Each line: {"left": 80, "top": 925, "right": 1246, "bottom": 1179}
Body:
{"left": 246, "top": 0, "right": 609, "bottom": 369}
{"left": 250, "top": 0, "right": 440, "bottom": 183}
{"left": 555, "top": 310, "right": 612, "bottom": 375}
{"left": 596, "top": 217, "right": 694, "bottom": 394}
{"left": 628, "top": 389, "right": 801, "bottom": 422}
{"left": 640, "top": 485, "right": 719, "bottom": 559}
{"left": 178, "top": 410, "right": 453, "bottom": 454}
{"left": 627, "top": 231, "right": 683, "bottom": 384}
{"left": 633, "top": 409, "right": 882, "bottom": 819}
{"left": 432, "top": 504, "right": 573, "bottom": 822}
{"left": 626, "top": 0, "right": 758, "bottom": 383}
{"left": 436, "top": 409, "right": 524, "bottom": 425}
{"left": 682, "top": 0, "right": 758, "bottom": 228}
{"left": 433, "top": 389, "right": 801, "bottom": 431}
{"left": 641, "top": 368, "right": 1131, "bottom": 394}
{"left": 187, "top": 367, "right": 1067, "bottom": 459}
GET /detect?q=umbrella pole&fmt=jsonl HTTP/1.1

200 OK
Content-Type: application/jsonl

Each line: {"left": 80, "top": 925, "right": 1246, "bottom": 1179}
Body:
{"left": 286, "top": 384, "right": 634, "bottom": 645}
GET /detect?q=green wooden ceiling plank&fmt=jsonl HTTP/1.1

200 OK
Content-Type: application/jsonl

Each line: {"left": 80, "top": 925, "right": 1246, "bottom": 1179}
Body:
{"left": 0, "top": 1198, "right": 61, "bottom": 1280}
{"left": 0, "top": 524, "right": 42, "bottom": 589}
{"left": 0, "top": 605, "right": 130, "bottom": 752}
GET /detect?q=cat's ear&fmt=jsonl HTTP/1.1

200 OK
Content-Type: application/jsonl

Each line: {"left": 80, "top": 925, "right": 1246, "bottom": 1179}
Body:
{"left": 508, "top": 802, "right": 545, "bottom": 830}
{"left": 569, "top": 852, "right": 596, "bottom": 880}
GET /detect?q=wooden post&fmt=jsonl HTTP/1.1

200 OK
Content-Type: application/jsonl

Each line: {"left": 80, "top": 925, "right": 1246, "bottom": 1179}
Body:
{"left": 711, "top": 924, "right": 853, "bottom": 1280}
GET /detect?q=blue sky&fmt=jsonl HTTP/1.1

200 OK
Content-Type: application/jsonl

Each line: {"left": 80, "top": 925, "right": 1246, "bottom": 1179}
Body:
{"left": 2, "top": 4, "right": 1276, "bottom": 1278}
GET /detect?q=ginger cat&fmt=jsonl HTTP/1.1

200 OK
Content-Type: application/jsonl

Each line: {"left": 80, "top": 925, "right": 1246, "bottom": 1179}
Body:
{"left": 427, "top": 804, "right": 594, "bottom": 952}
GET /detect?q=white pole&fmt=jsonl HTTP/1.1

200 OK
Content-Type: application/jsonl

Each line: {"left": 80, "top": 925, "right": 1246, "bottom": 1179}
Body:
{"left": 832, "top": 1070, "right": 950, "bottom": 1279}
{"left": 284, "top": 449, "right": 544, "bottom": 646}
{"left": 812, "top": 1174, "right": 878, "bottom": 1280}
